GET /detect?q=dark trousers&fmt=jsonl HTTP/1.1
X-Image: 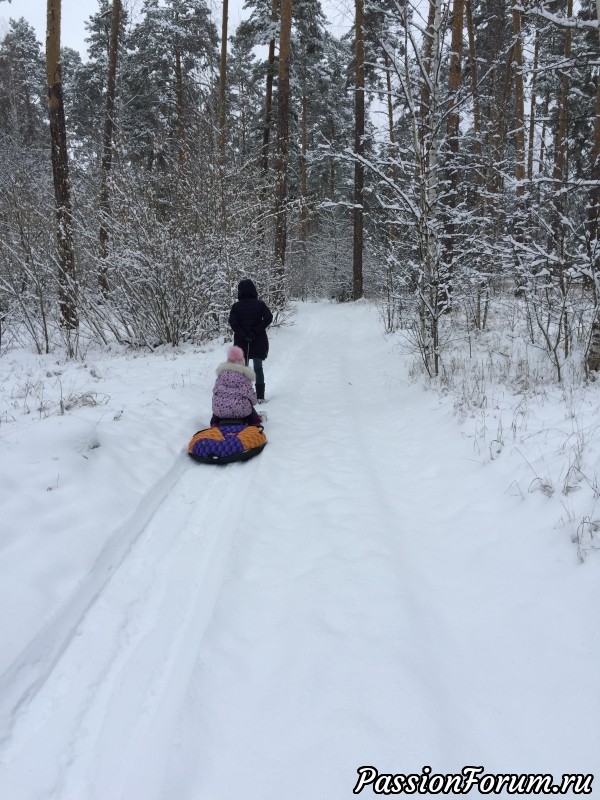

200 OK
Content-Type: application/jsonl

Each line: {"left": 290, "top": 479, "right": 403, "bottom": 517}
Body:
{"left": 252, "top": 358, "right": 264, "bottom": 385}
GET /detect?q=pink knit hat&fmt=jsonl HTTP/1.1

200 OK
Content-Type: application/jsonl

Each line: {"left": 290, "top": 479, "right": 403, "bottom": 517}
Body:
{"left": 227, "top": 345, "right": 246, "bottom": 364}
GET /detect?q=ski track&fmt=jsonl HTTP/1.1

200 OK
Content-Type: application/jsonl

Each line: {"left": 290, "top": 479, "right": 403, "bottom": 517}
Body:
{"left": 0, "top": 302, "right": 597, "bottom": 800}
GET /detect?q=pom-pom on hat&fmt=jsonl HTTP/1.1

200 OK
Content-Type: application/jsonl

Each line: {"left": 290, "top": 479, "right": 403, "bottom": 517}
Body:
{"left": 227, "top": 345, "right": 246, "bottom": 364}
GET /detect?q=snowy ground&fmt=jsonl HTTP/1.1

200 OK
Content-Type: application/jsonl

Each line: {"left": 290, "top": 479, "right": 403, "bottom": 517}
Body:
{"left": 0, "top": 300, "right": 598, "bottom": 799}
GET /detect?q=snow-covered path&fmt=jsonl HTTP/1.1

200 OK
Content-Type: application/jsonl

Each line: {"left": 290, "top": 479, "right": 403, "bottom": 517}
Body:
{"left": 0, "top": 302, "right": 598, "bottom": 799}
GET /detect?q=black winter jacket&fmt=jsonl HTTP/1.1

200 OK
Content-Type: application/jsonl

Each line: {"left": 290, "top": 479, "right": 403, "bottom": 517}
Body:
{"left": 228, "top": 279, "right": 273, "bottom": 361}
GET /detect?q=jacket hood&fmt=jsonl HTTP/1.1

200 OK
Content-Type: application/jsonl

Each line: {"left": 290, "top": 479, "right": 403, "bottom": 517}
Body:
{"left": 238, "top": 279, "right": 258, "bottom": 300}
{"left": 216, "top": 361, "right": 256, "bottom": 382}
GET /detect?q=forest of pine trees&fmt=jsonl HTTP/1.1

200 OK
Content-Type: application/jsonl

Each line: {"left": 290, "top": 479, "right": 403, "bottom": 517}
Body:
{"left": 0, "top": 0, "right": 599, "bottom": 379}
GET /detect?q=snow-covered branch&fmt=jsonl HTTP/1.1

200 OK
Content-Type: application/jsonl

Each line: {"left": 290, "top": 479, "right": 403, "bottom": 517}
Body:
{"left": 515, "top": 3, "right": 599, "bottom": 30}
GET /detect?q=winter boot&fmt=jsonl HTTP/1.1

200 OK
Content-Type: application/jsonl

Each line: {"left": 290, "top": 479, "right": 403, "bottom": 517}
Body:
{"left": 256, "top": 383, "right": 266, "bottom": 404}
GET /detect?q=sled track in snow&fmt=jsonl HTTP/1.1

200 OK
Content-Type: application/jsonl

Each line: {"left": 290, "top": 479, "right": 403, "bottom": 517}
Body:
{"left": 0, "top": 453, "right": 190, "bottom": 747}
{"left": 0, "top": 308, "right": 312, "bottom": 769}
{"left": 0, "top": 449, "right": 268, "bottom": 796}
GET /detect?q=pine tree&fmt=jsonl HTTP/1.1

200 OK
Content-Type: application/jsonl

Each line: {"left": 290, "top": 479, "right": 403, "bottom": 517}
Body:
{"left": 353, "top": 0, "right": 365, "bottom": 300}
{"left": 273, "top": 0, "right": 293, "bottom": 306}
{"left": 125, "top": 0, "right": 218, "bottom": 170}
{"left": 46, "top": 0, "right": 78, "bottom": 334}
{"left": 0, "top": 19, "right": 46, "bottom": 146}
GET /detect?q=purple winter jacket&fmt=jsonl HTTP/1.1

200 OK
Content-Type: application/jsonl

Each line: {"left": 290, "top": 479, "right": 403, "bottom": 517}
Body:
{"left": 212, "top": 362, "right": 257, "bottom": 419}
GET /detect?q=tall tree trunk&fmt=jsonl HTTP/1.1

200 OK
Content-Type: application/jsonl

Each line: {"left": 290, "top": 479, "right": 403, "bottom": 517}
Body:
{"left": 527, "top": 29, "right": 540, "bottom": 183}
{"left": 218, "top": 0, "right": 229, "bottom": 248}
{"left": 383, "top": 50, "right": 394, "bottom": 149}
{"left": 552, "top": 0, "right": 572, "bottom": 202}
{"left": 444, "top": 0, "right": 464, "bottom": 283}
{"left": 174, "top": 47, "right": 185, "bottom": 171}
{"left": 46, "top": 0, "right": 77, "bottom": 331}
{"left": 589, "top": 74, "right": 600, "bottom": 243}
{"left": 465, "top": 0, "right": 481, "bottom": 172}
{"left": 485, "top": 49, "right": 514, "bottom": 208}
{"left": 587, "top": 0, "right": 600, "bottom": 260}
{"left": 512, "top": 0, "right": 525, "bottom": 199}
{"left": 551, "top": 0, "right": 573, "bottom": 358}
{"left": 538, "top": 89, "right": 550, "bottom": 176}
{"left": 464, "top": 0, "right": 486, "bottom": 259}
{"left": 586, "top": 0, "right": 600, "bottom": 372}
{"left": 99, "top": 0, "right": 122, "bottom": 294}
{"left": 446, "top": 0, "right": 463, "bottom": 156}
{"left": 262, "top": 0, "right": 278, "bottom": 175}
{"left": 218, "top": 0, "right": 228, "bottom": 163}
{"left": 273, "top": 0, "right": 292, "bottom": 306}
{"left": 300, "top": 92, "right": 308, "bottom": 249}
{"left": 419, "top": 0, "right": 437, "bottom": 136}
{"left": 413, "top": 0, "right": 444, "bottom": 375}
{"left": 383, "top": 49, "right": 397, "bottom": 244}
{"left": 353, "top": 0, "right": 365, "bottom": 301}
{"left": 329, "top": 120, "right": 336, "bottom": 197}
{"left": 257, "top": 0, "right": 277, "bottom": 260}
{"left": 511, "top": 0, "right": 526, "bottom": 253}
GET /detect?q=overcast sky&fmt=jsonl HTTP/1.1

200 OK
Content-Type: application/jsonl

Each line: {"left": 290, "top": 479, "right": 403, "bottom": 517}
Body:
{"left": 3, "top": 0, "right": 352, "bottom": 57}
{"left": 4, "top": 0, "right": 250, "bottom": 55}
{"left": 3, "top": 0, "right": 112, "bottom": 53}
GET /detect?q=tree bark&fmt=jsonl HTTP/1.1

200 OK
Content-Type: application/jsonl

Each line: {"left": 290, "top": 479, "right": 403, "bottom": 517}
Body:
{"left": 538, "top": 89, "right": 550, "bottom": 176}
{"left": 383, "top": 49, "right": 397, "bottom": 244}
{"left": 552, "top": 0, "right": 572, "bottom": 194}
{"left": 46, "top": 0, "right": 78, "bottom": 331}
{"left": 585, "top": 0, "right": 600, "bottom": 372}
{"left": 551, "top": 0, "right": 573, "bottom": 358}
{"left": 261, "top": 0, "right": 278, "bottom": 175}
{"left": 329, "top": 120, "right": 335, "bottom": 198}
{"left": 512, "top": 0, "right": 525, "bottom": 198}
{"left": 300, "top": 93, "right": 308, "bottom": 247}
{"left": 589, "top": 76, "right": 600, "bottom": 239}
{"left": 587, "top": 0, "right": 600, "bottom": 261}
{"left": 527, "top": 29, "right": 540, "bottom": 183}
{"left": 99, "top": 0, "right": 122, "bottom": 293}
{"left": 273, "top": 0, "right": 292, "bottom": 306}
{"left": 218, "top": 0, "right": 229, "bottom": 163}
{"left": 447, "top": 0, "right": 463, "bottom": 151}
{"left": 510, "top": 0, "right": 526, "bottom": 255}
{"left": 174, "top": 47, "right": 185, "bottom": 171}
{"left": 353, "top": 0, "right": 365, "bottom": 301}
{"left": 444, "top": 0, "right": 464, "bottom": 278}
{"left": 550, "top": 0, "right": 572, "bottom": 243}
{"left": 383, "top": 50, "right": 394, "bottom": 149}
{"left": 419, "top": 0, "right": 437, "bottom": 139}
{"left": 465, "top": 0, "right": 481, "bottom": 169}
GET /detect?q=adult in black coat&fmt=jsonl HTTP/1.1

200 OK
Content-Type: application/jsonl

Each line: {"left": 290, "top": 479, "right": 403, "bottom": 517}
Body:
{"left": 228, "top": 279, "right": 273, "bottom": 402}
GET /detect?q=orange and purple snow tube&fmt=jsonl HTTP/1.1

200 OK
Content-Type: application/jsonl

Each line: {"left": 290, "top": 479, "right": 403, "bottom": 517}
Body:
{"left": 188, "top": 422, "right": 267, "bottom": 465}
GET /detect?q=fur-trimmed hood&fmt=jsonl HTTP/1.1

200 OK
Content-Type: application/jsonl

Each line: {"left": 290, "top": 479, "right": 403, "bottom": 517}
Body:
{"left": 216, "top": 361, "right": 256, "bottom": 381}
